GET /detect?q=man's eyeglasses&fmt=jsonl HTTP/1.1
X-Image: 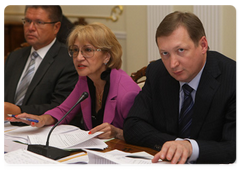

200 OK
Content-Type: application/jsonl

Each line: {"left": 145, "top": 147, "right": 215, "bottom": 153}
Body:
{"left": 68, "top": 45, "right": 102, "bottom": 58}
{"left": 22, "top": 18, "right": 59, "bottom": 28}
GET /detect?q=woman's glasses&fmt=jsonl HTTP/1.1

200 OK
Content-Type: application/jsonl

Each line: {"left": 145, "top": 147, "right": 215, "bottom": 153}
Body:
{"left": 68, "top": 45, "right": 102, "bottom": 58}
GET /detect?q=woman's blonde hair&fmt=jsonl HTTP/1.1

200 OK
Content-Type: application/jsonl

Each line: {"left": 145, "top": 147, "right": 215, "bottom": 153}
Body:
{"left": 67, "top": 22, "right": 122, "bottom": 69}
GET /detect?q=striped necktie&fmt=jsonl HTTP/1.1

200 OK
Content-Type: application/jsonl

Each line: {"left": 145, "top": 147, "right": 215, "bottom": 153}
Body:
{"left": 15, "top": 51, "right": 39, "bottom": 106}
{"left": 178, "top": 84, "right": 194, "bottom": 138}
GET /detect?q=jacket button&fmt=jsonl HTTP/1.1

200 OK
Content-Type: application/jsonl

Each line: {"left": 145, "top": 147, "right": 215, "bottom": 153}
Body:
{"left": 154, "top": 145, "right": 162, "bottom": 151}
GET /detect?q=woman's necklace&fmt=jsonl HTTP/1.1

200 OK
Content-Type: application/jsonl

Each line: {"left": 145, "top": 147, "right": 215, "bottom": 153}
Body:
{"left": 97, "top": 89, "right": 103, "bottom": 107}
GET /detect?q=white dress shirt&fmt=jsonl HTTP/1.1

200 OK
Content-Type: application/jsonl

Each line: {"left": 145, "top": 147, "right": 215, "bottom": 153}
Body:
{"left": 178, "top": 63, "right": 205, "bottom": 163}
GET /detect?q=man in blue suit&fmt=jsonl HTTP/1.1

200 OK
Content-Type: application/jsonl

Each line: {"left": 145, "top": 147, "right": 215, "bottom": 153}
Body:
{"left": 124, "top": 11, "right": 236, "bottom": 164}
{"left": 4, "top": 6, "right": 78, "bottom": 123}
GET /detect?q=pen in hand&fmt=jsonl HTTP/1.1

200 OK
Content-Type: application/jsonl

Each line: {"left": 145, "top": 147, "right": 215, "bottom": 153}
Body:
{"left": 7, "top": 114, "right": 39, "bottom": 123}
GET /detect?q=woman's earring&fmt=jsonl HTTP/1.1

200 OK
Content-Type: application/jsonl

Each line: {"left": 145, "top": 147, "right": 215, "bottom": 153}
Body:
{"left": 104, "top": 60, "right": 109, "bottom": 65}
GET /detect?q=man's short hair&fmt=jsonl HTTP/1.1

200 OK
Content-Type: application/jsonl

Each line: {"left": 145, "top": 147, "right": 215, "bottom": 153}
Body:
{"left": 25, "top": 5, "right": 62, "bottom": 22}
{"left": 155, "top": 11, "right": 206, "bottom": 47}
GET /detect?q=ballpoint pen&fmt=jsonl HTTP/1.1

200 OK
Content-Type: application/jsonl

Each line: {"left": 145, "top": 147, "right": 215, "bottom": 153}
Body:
{"left": 7, "top": 114, "right": 39, "bottom": 123}
{"left": 125, "top": 155, "right": 152, "bottom": 160}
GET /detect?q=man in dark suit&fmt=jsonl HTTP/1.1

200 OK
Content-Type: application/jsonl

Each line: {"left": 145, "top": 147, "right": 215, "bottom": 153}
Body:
{"left": 57, "top": 15, "right": 74, "bottom": 44}
{"left": 124, "top": 11, "right": 236, "bottom": 164}
{"left": 4, "top": 6, "right": 78, "bottom": 122}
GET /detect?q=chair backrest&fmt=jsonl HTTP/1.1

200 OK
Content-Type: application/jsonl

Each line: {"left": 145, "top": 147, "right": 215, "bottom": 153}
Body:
{"left": 131, "top": 66, "right": 147, "bottom": 88}
{"left": 130, "top": 61, "right": 155, "bottom": 88}
{"left": 131, "top": 66, "right": 147, "bottom": 83}
{"left": 4, "top": 42, "right": 30, "bottom": 62}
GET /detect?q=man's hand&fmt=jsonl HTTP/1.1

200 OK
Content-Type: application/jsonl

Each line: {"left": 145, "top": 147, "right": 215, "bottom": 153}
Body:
{"left": 6, "top": 113, "right": 56, "bottom": 127}
{"left": 4, "top": 102, "right": 21, "bottom": 120}
{"left": 152, "top": 140, "right": 192, "bottom": 164}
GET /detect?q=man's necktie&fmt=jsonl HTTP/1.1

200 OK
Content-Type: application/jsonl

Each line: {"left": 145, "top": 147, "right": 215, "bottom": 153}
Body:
{"left": 179, "top": 84, "right": 194, "bottom": 138}
{"left": 15, "top": 51, "right": 39, "bottom": 106}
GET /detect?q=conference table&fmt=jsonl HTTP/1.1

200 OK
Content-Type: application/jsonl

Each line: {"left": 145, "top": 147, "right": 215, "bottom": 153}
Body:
{"left": 56, "top": 138, "right": 161, "bottom": 164}
{"left": 104, "top": 138, "right": 158, "bottom": 156}
{"left": 4, "top": 122, "right": 161, "bottom": 164}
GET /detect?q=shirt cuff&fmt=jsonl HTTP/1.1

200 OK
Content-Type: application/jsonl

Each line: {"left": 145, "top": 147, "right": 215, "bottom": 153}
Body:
{"left": 176, "top": 138, "right": 199, "bottom": 163}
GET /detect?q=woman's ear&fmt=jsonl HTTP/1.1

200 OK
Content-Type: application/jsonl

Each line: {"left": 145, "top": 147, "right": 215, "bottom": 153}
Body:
{"left": 104, "top": 52, "right": 111, "bottom": 65}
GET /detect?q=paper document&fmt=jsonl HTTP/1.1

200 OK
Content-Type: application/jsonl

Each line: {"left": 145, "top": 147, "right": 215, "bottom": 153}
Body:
{"left": 5, "top": 149, "right": 60, "bottom": 164}
{"left": 28, "top": 128, "right": 108, "bottom": 150}
{"left": 5, "top": 124, "right": 108, "bottom": 151}
{"left": 67, "top": 137, "right": 108, "bottom": 150}
{"left": 87, "top": 149, "right": 170, "bottom": 164}
{"left": 5, "top": 124, "right": 79, "bottom": 144}
{"left": 4, "top": 122, "right": 18, "bottom": 132}
{"left": 4, "top": 138, "right": 28, "bottom": 153}
{"left": 57, "top": 152, "right": 88, "bottom": 164}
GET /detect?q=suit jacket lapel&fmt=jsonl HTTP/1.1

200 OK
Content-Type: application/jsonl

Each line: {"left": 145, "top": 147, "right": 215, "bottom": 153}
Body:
{"left": 103, "top": 69, "right": 118, "bottom": 124}
{"left": 8, "top": 47, "right": 31, "bottom": 102}
{"left": 161, "top": 75, "right": 180, "bottom": 135}
{"left": 23, "top": 41, "right": 60, "bottom": 104}
{"left": 81, "top": 69, "right": 118, "bottom": 130}
{"left": 191, "top": 54, "right": 221, "bottom": 138}
{"left": 80, "top": 77, "right": 92, "bottom": 129}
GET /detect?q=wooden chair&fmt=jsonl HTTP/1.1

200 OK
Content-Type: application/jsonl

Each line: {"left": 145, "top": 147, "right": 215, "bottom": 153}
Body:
{"left": 131, "top": 61, "right": 155, "bottom": 88}
{"left": 131, "top": 66, "right": 147, "bottom": 88}
{"left": 131, "top": 66, "right": 147, "bottom": 83}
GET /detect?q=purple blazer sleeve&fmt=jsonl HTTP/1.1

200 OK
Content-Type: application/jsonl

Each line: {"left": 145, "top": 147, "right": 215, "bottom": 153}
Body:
{"left": 44, "top": 76, "right": 83, "bottom": 124}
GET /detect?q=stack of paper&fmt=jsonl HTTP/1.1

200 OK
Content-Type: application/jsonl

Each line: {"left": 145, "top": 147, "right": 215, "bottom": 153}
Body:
{"left": 5, "top": 124, "right": 79, "bottom": 144}
{"left": 86, "top": 149, "right": 170, "bottom": 164}
{"left": 57, "top": 152, "right": 88, "bottom": 164}
{"left": 28, "top": 128, "right": 108, "bottom": 150}
{"left": 5, "top": 149, "right": 60, "bottom": 164}
{"left": 5, "top": 124, "right": 108, "bottom": 151}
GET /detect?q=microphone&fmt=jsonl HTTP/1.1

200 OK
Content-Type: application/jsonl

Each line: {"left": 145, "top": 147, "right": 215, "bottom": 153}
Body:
{"left": 27, "top": 92, "right": 88, "bottom": 160}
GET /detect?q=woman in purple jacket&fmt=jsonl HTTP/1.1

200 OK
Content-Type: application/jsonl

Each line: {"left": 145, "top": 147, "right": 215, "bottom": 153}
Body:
{"left": 8, "top": 23, "right": 141, "bottom": 140}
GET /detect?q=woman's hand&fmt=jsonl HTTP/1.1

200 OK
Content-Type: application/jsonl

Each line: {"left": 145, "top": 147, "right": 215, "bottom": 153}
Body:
{"left": 6, "top": 113, "right": 56, "bottom": 128}
{"left": 89, "top": 122, "right": 124, "bottom": 140}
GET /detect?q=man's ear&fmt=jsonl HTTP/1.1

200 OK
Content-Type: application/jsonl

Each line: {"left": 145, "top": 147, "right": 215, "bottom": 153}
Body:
{"left": 199, "top": 36, "right": 208, "bottom": 54}
{"left": 54, "top": 22, "right": 61, "bottom": 35}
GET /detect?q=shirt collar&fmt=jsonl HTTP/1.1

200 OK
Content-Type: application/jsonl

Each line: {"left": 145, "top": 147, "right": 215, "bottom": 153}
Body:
{"left": 179, "top": 62, "right": 206, "bottom": 91}
{"left": 30, "top": 38, "right": 56, "bottom": 60}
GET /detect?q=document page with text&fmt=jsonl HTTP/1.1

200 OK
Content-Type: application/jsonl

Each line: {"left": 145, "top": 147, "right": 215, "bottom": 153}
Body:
{"left": 28, "top": 128, "right": 107, "bottom": 149}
